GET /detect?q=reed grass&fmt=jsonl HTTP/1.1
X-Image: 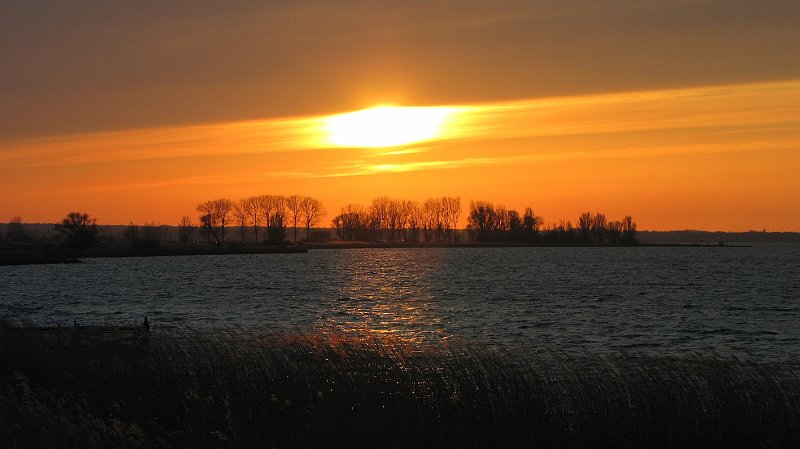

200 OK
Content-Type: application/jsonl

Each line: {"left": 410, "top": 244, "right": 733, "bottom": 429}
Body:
{"left": 1, "top": 324, "right": 798, "bottom": 448}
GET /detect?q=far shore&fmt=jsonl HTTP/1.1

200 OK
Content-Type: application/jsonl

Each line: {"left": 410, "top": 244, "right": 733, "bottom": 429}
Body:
{"left": 1, "top": 240, "right": 756, "bottom": 266}
{"left": 305, "top": 241, "right": 751, "bottom": 249}
{"left": 0, "top": 243, "right": 307, "bottom": 266}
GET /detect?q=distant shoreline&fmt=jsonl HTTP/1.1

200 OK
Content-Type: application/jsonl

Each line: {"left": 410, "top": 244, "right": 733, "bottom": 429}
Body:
{"left": 305, "top": 241, "right": 751, "bottom": 249}
{"left": 0, "top": 243, "right": 307, "bottom": 266}
{"left": 0, "top": 240, "right": 762, "bottom": 266}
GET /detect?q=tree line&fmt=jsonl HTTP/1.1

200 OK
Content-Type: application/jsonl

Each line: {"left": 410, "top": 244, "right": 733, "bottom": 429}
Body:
{"left": 332, "top": 197, "right": 462, "bottom": 243}
{"left": 329, "top": 197, "right": 637, "bottom": 245}
{"left": 466, "top": 201, "right": 637, "bottom": 244}
{"left": 190, "top": 195, "right": 326, "bottom": 244}
{"left": 3, "top": 196, "right": 638, "bottom": 249}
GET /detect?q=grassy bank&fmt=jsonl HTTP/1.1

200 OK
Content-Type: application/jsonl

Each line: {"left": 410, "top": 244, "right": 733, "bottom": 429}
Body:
{"left": 1, "top": 324, "right": 798, "bottom": 448}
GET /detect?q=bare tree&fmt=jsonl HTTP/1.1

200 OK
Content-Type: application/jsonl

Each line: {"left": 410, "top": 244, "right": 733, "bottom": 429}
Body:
{"left": 332, "top": 203, "right": 367, "bottom": 241}
{"left": 370, "top": 197, "right": 390, "bottom": 242}
{"left": 622, "top": 215, "right": 638, "bottom": 244}
{"left": 421, "top": 198, "right": 440, "bottom": 242}
{"left": 578, "top": 212, "right": 593, "bottom": 243}
{"left": 466, "top": 201, "right": 496, "bottom": 242}
{"left": 234, "top": 200, "right": 249, "bottom": 243}
{"left": 386, "top": 199, "right": 402, "bottom": 242}
{"left": 213, "top": 198, "right": 234, "bottom": 243}
{"left": 301, "top": 196, "right": 326, "bottom": 241}
{"left": 254, "top": 195, "right": 272, "bottom": 241}
{"left": 178, "top": 216, "right": 195, "bottom": 243}
{"left": 442, "top": 196, "right": 461, "bottom": 242}
{"left": 196, "top": 201, "right": 219, "bottom": 243}
{"left": 494, "top": 205, "right": 509, "bottom": 241}
{"left": 523, "top": 207, "right": 544, "bottom": 241}
{"left": 397, "top": 200, "right": 415, "bottom": 242}
{"left": 608, "top": 220, "right": 623, "bottom": 244}
{"left": 262, "top": 195, "right": 287, "bottom": 243}
{"left": 242, "top": 197, "right": 262, "bottom": 242}
{"left": 54, "top": 212, "right": 98, "bottom": 250}
{"left": 405, "top": 201, "right": 421, "bottom": 242}
{"left": 286, "top": 194, "right": 303, "bottom": 242}
{"left": 591, "top": 213, "right": 607, "bottom": 243}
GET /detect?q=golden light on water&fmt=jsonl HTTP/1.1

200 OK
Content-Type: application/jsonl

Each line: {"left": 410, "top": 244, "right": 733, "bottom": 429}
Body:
{"left": 323, "top": 105, "right": 460, "bottom": 148}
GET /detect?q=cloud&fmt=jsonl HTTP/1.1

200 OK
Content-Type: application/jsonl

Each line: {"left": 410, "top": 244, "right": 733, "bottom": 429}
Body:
{"left": 2, "top": 1, "right": 798, "bottom": 138}
{"left": 310, "top": 135, "right": 800, "bottom": 179}
{"left": 319, "top": 157, "right": 500, "bottom": 178}
{"left": 451, "top": 80, "right": 800, "bottom": 142}
{"left": 1, "top": 79, "right": 797, "bottom": 176}
{"left": 80, "top": 171, "right": 314, "bottom": 193}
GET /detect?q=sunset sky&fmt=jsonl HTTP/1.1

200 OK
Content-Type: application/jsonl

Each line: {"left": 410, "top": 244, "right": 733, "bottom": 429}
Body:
{"left": 2, "top": 0, "right": 799, "bottom": 230}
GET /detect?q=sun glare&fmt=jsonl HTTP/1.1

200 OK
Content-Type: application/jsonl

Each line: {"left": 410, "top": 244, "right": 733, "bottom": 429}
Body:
{"left": 323, "top": 105, "right": 457, "bottom": 148}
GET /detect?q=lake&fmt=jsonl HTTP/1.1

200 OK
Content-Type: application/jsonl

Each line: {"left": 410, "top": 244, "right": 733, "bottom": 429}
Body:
{"left": 2, "top": 245, "right": 799, "bottom": 361}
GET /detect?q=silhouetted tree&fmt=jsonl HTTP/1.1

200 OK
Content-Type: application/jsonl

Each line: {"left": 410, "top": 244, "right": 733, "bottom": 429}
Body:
{"left": 241, "top": 197, "right": 262, "bottom": 242}
{"left": 542, "top": 212, "right": 636, "bottom": 245}
{"left": 578, "top": 212, "right": 593, "bottom": 243}
{"left": 267, "top": 213, "right": 287, "bottom": 244}
{"left": 406, "top": 201, "right": 422, "bottom": 242}
{"left": 421, "top": 198, "right": 443, "bottom": 242}
{"left": 287, "top": 195, "right": 303, "bottom": 242}
{"left": 467, "top": 201, "right": 496, "bottom": 242}
{"left": 622, "top": 215, "right": 638, "bottom": 244}
{"left": 54, "top": 212, "right": 98, "bottom": 250}
{"left": 332, "top": 204, "right": 370, "bottom": 241}
{"left": 607, "top": 220, "right": 624, "bottom": 244}
{"left": 370, "top": 197, "right": 390, "bottom": 242}
{"left": 196, "top": 201, "right": 219, "bottom": 243}
{"left": 301, "top": 196, "right": 326, "bottom": 241}
{"left": 508, "top": 209, "right": 523, "bottom": 241}
{"left": 523, "top": 208, "right": 544, "bottom": 241}
{"left": 386, "top": 199, "right": 402, "bottom": 243}
{"left": 234, "top": 200, "right": 249, "bottom": 243}
{"left": 265, "top": 195, "right": 287, "bottom": 244}
{"left": 213, "top": 198, "right": 234, "bottom": 243}
{"left": 255, "top": 195, "right": 271, "bottom": 239}
{"left": 199, "top": 214, "right": 217, "bottom": 243}
{"left": 178, "top": 216, "right": 195, "bottom": 243}
{"left": 591, "top": 213, "right": 608, "bottom": 243}
{"left": 443, "top": 197, "right": 461, "bottom": 242}
{"left": 256, "top": 195, "right": 286, "bottom": 243}
{"left": 494, "top": 205, "right": 510, "bottom": 241}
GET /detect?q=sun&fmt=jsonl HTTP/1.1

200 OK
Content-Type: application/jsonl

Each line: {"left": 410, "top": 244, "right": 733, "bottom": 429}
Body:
{"left": 323, "top": 105, "right": 457, "bottom": 148}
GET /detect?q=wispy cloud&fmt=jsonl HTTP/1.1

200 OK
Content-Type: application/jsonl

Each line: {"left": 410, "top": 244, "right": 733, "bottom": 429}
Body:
{"left": 313, "top": 137, "right": 800, "bottom": 178}
{"left": 449, "top": 79, "right": 800, "bottom": 142}
{"left": 319, "top": 157, "right": 499, "bottom": 178}
{"left": 80, "top": 171, "right": 314, "bottom": 192}
{"left": 1, "top": 79, "right": 798, "bottom": 171}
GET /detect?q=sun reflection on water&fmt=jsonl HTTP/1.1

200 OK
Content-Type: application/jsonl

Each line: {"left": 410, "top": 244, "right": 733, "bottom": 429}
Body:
{"left": 315, "top": 250, "right": 451, "bottom": 343}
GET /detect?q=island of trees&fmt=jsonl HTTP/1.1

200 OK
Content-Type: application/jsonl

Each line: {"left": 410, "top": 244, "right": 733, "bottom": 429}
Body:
{"left": 1, "top": 193, "right": 645, "bottom": 264}
{"left": 329, "top": 197, "right": 637, "bottom": 245}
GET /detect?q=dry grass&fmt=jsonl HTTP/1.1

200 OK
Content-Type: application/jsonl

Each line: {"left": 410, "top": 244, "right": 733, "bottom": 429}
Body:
{"left": 1, "top": 324, "right": 798, "bottom": 448}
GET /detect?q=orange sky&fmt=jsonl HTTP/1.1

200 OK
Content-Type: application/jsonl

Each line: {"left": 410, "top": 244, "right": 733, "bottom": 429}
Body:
{"left": 2, "top": 2, "right": 799, "bottom": 231}
{"left": 2, "top": 80, "right": 799, "bottom": 230}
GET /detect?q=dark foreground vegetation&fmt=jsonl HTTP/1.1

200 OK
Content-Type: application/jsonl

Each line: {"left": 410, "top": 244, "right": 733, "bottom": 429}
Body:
{"left": 1, "top": 323, "right": 798, "bottom": 449}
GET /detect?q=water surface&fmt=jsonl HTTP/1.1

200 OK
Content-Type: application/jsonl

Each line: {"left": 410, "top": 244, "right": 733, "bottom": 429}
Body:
{"left": 2, "top": 245, "right": 798, "bottom": 360}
